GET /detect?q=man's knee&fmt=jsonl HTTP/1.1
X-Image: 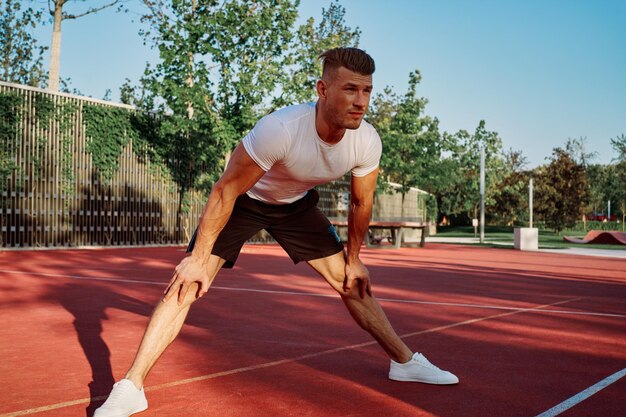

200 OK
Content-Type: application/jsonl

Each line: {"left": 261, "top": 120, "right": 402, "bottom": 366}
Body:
{"left": 321, "top": 268, "right": 347, "bottom": 293}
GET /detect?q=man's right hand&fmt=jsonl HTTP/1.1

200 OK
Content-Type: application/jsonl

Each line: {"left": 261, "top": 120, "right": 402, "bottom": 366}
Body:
{"left": 163, "top": 255, "right": 210, "bottom": 305}
{"left": 344, "top": 257, "right": 372, "bottom": 299}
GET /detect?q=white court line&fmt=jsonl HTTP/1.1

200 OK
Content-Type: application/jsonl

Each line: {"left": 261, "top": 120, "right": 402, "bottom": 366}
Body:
{"left": 0, "top": 297, "right": 578, "bottom": 417}
{"left": 2, "top": 268, "right": 625, "bottom": 319}
{"left": 0, "top": 269, "right": 163, "bottom": 286}
{"left": 535, "top": 368, "right": 626, "bottom": 417}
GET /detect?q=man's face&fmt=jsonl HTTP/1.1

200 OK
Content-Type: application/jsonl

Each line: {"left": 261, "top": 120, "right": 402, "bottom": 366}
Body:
{"left": 319, "top": 66, "right": 373, "bottom": 130}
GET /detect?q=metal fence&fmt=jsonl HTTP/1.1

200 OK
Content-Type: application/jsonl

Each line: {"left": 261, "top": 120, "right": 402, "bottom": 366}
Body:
{"left": 0, "top": 81, "right": 429, "bottom": 249}
{"left": 0, "top": 81, "right": 206, "bottom": 248}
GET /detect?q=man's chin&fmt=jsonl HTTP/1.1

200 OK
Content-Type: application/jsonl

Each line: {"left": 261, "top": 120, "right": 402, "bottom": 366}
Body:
{"left": 344, "top": 119, "right": 363, "bottom": 130}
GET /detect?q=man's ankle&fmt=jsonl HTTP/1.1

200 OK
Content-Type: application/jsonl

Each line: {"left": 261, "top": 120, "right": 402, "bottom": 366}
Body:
{"left": 392, "top": 351, "right": 414, "bottom": 364}
{"left": 124, "top": 374, "right": 144, "bottom": 390}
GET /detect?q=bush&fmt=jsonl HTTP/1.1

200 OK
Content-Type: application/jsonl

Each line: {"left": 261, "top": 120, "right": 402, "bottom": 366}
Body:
{"left": 571, "top": 220, "right": 623, "bottom": 232}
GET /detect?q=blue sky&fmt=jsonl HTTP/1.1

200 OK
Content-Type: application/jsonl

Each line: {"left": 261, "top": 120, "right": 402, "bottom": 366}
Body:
{"left": 30, "top": 0, "right": 626, "bottom": 168}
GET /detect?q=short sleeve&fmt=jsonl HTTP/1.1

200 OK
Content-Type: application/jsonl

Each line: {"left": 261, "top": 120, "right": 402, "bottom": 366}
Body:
{"left": 351, "top": 129, "right": 382, "bottom": 177}
{"left": 242, "top": 114, "right": 290, "bottom": 172}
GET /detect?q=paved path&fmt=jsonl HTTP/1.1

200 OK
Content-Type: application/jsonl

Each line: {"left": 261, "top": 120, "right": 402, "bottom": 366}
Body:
{"left": 425, "top": 236, "right": 626, "bottom": 259}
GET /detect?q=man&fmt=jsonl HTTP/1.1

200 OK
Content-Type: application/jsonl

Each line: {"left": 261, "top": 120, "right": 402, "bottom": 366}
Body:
{"left": 95, "top": 47, "right": 458, "bottom": 417}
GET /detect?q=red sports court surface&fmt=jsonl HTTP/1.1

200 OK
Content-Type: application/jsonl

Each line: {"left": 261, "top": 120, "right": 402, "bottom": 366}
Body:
{"left": 1, "top": 243, "right": 625, "bottom": 417}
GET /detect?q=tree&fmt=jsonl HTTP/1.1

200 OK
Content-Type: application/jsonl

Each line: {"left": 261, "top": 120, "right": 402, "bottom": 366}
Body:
{"left": 0, "top": 0, "right": 47, "bottom": 87}
{"left": 534, "top": 148, "right": 587, "bottom": 233}
{"left": 491, "top": 149, "right": 530, "bottom": 226}
{"left": 46, "top": 0, "right": 126, "bottom": 91}
{"left": 274, "top": 0, "right": 361, "bottom": 107}
{"left": 130, "top": 0, "right": 297, "bottom": 239}
{"left": 369, "top": 71, "right": 442, "bottom": 215}
{"left": 137, "top": 0, "right": 230, "bottom": 194}
{"left": 436, "top": 121, "right": 505, "bottom": 224}
{"left": 564, "top": 136, "right": 597, "bottom": 225}
{"left": 208, "top": 0, "right": 298, "bottom": 138}
{"left": 611, "top": 133, "right": 626, "bottom": 162}
{"left": 137, "top": 0, "right": 298, "bottom": 184}
{"left": 561, "top": 135, "right": 625, "bottom": 231}
{"left": 584, "top": 163, "right": 608, "bottom": 218}
{"left": 610, "top": 134, "right": 626, "bottom": 229}
{"left": 565, "top": 136, "right": 597, "bottom": 167}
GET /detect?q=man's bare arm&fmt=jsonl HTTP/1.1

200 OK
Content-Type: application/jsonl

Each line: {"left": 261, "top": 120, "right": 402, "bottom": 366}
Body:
{"left": 190, "top": 144, "right": 265, "bottom": 260}
{"left": 163, "top": 143, "right": 265, "bottom": 304}
{"left": 344, "top": 167, "right": 379, "bottom": 298}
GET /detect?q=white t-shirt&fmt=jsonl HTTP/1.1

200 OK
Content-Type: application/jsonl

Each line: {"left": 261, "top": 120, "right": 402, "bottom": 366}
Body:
{"left": 242, "top": 102, "right": 382, "bottom": 204}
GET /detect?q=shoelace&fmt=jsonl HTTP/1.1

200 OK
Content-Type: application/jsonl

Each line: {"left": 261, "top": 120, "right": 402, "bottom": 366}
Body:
{"left": 103, "top": 381, "right": 133, "bottom": 405}
{"left": 413, "top": 354, "right": 442, "bottom": 371}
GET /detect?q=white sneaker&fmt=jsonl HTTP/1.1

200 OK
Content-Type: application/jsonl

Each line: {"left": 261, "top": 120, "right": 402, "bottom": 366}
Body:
{"left": 94, "top": 379, "right": 148, "bottom": 417}
{"left": 389, "top": 353, "right": 459, "bottom": 385}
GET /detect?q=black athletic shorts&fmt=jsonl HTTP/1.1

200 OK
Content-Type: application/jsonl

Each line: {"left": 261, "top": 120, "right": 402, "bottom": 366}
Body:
{"left": 186, "top": 189, "right": 344, "bottom": 268}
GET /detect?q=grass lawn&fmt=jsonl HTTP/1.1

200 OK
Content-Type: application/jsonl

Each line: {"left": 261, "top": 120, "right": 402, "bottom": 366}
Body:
{"left": 434, "top": 226, "right": 626, "bottom": 251}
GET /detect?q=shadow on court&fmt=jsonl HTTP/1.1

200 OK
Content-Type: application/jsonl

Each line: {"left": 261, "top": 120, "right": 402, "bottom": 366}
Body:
{"left": 44, "top": 283, "right": 153, "bottom": 416}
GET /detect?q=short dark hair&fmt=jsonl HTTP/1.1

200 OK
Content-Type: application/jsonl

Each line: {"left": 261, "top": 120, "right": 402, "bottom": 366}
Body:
{"left": 319, "top": 47, "right": 375, "bottom": 78}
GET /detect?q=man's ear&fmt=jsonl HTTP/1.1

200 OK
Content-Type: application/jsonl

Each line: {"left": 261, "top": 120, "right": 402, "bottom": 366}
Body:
{"left": 316, "top": 79, "right": 327, "bottom": 99}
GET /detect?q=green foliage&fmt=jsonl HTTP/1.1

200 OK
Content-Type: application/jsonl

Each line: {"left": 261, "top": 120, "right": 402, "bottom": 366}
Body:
{"left": 586, "top": 161, "right": 626, "bottom": 227}
{"left": 425, "top": 193, "right": 438, "bottom": 223}
{"left": 83, "top": 104, "right": 134, "bottom": 182}
{"left": 210, "top": 0, "right": 298, "bottom": 135}
{"left": 82, "top": 104, "right": 165, "bottom": 184}
{"left": 586, "top": 164, "right": 613, "bottom": 215}
{"left": 611, "top": 134, "right": 626, "bottom": 162}
{"left": 0, "top": 92, "right": 21, "bottom": 191}
{"left": 1, "top": 88, "right": 185, "bottom": 216}
{"left": 534, "top": 148, "right": 587, "bottom": 233}
{"left": 571, "top": 220, "right": 622, "bottom": 232}
{"left": 275, "top": 0, "right": 361, "bottom": 107}
{"left": 611, "top": 135, "right": 626, "bottom": 223}
{"left": 565, "top": 136, "right": 597, "bottom": 167}
{"left": 0, "top": 0, "right": 47, "bottom": 87}
{"left": 490, "top": 149, "right": 530, "bottom": 225}
{"left": 567, "top": 135, "right": 626, "bottom": 228}
{"left": 31, "top": 94, "right": 55, "bottom": 177}
{"left": 129, "top": 0, "right": 300, "bottom": 219}
{"left": 608, "top": 134, "right": 626, "bottom": 225}
{"left": 57, "top": 103, "right": 77, "bottom": 204}
{"left": 0, "top": 91, "right": 75, "bottom": 208}
{"left": 371, "top": 71, "right": 442, "bottom": 196}
{"left": 36, "top": 97, "right": 77, "bottom": 209}
{"left": 436, "top": 121, "right": 506, "bottom": 223}
{"left": 368, "top": 67, "right": 509, "bottom": 225}
{"left": 120, "top": 0, "right": 363, "bottom": 211}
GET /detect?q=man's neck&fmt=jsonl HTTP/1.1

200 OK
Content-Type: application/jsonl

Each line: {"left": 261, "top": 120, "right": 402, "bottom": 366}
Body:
{"left": 315, "top": 102, "right": 345, "bottom": 145}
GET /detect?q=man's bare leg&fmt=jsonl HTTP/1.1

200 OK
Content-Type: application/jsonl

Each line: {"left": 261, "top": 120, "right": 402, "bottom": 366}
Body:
{"left": 308, "top": 251, "right": 458, "bottom": 385}
{"left": 125, "top": 255, "right": 226, "bottom": 389}
{"left": 307, "top": 252, "right": 413, "bottom": 363}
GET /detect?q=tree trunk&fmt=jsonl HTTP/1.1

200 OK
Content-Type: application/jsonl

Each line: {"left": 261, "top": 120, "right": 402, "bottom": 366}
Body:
{"left": 48, "top": 1, "right": 63, "bottom": 91}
